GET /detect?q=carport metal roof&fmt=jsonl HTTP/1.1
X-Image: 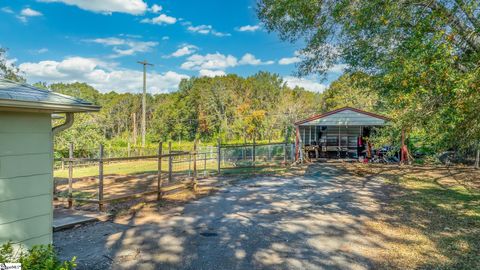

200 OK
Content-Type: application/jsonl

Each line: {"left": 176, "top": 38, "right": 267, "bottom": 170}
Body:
{"left": 295, "top": 107, "right": 389, "bottom": 126}
{"left": 0, "top": 79, "right": 100, "bottom": 113}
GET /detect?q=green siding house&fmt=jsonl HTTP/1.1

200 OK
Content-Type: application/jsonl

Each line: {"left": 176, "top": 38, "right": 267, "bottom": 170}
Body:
{"left": 0, "top": 79, "right": 100, "bottom": 247}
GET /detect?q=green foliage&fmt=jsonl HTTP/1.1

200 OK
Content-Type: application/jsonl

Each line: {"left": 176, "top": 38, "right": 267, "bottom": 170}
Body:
{"left": 51, "top": 72, "right": 323, "bottom": 154}
{"left": 0, "top": 47, "right": 25, "bottom": 83}
{"left": 0, "top": 242, "right": 76, "bottom": 270}
{"left": 258, "top": 0, "right": 480, "bottom": 153}
{"left": 321, "top": 72, "right": 379, "bottom": 111}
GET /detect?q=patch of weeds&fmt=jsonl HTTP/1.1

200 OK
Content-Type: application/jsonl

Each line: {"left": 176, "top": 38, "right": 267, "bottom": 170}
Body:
{"left": 0, "top": 242, "right": 76, "bottom": 269}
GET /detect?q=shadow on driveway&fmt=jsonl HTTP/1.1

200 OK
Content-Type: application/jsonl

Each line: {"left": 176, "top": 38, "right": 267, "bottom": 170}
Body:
{"left": 54, "top": 163, "right": 397, "bottom": 270}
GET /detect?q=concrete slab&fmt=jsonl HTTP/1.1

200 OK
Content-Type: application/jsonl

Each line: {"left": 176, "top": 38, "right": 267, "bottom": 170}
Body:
{"left": 53, "top": 208, "right": 109, "bottom": 231}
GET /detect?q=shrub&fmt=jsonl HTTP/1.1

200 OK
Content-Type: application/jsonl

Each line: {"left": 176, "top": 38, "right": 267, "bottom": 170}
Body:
{"left": 0, "top": 242, "right": 76, "bottom": 270}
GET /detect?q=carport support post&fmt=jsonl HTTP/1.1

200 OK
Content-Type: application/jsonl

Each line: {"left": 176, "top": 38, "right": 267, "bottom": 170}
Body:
{"left": 68, "top": 142, "right": 73, "bottom": 208}
{"left": 157, "top": 141, "right": 163, "bottom": 200}
{"left": 168, "top": 142, "right": 172, "bottom": 184}
{"left": 98, "top": 144, "right": 104, "bottom": 211}
{"left": 217, "top": 138, "right": 221, "bottom": 174}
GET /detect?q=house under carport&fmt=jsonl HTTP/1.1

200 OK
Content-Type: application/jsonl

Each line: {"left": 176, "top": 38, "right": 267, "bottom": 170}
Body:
{"left": 294, "top": 107, "right": 390, "bottom": 161}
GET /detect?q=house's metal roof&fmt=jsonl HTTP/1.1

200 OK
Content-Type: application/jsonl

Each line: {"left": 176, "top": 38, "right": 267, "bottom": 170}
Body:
{"left": 0, "top": 79, "right": 101, "bottom": 113}
{"left": 295, "top": 107, "right": 389, "bottom": 126}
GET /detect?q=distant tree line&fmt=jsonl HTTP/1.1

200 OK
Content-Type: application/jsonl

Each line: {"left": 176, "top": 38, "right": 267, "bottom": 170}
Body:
{"left": 39, "top": 72, "right": 336, "bottom": 150}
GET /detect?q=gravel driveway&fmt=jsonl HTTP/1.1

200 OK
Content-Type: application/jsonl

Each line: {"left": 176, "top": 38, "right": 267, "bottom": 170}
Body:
{"left": 55, "top": 163, "right": 390, "bottom": 270}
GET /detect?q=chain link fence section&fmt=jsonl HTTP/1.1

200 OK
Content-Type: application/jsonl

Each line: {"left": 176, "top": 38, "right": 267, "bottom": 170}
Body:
{"left": 220, "top": 142, "right": 295, "bottom": 169}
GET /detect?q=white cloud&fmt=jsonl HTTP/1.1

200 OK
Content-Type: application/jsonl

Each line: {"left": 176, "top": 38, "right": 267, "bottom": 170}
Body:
{"left": 284, "top": 76, "right": 328, "bottom": 93}
{"left": 29, "top": 48, "right": 49, "bottom": 54}
{"left": 149, "top": 4, "right": 162, "bottom": 13}
{"left": 15, "top": 7, "right": 43, "bottom": 22}
{"left": 181, "top": 53, "right": 238, "bottom": 70}
{"left": 37, "top": 48, "right": 49, "bottom": 54}
{"left": 166, "top": 44, "right": 198, "bottom": 58}
{"left": 239, "top": 53, "right": 274, "bottom": 66}
{"left": 1, "top": 7, "right": 14, "bottom": 14}
{"left": 21, "top": 8, "right": 42, "bottom": 16}
{"left": 187, "top": 24, "right": 230, "bottom": 37}
{"left": 181, "top": 52, "right": 274, "bottom": 70}
{"left": 279, "top": 56, "right": 301, "bottom": 65}
{"left": 237, "top": 24, "right": 260, "bottom": 32}
{"left": 141, "top": 14, "right": 176, "bottom": 25}
{"left": 162, "top": 36, "right": 170, "bottom": 40}
{"left": 278, "top": 50, "right": 302, "bottom": 65}
{"left": 86, "top": 37, "right": 158, "bottom": 58}
{"left": 199, "top": 69, "right": 226, "bottom": 77}
{"left": 38, "top": 0, "right": 147, "bottom": 15}
{"left": 19, "top": 56, "right": 188, "bottom": 93}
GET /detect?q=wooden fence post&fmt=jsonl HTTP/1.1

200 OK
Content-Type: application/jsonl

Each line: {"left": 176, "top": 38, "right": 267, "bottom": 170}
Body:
{"left": 168, "top": 142, "right": 172, "bottom": 184}
{"left": 157, "top": 141, "right": 163, "bottom": 200}
{"left": 68, "top": 142, "right": 73, "bottom": 208}
{"left": 98, "top": 144, "right": 104, "bottom": 211}
{"left": 217, "top": 138, "right": 221, "bottom": 174}
{"left": 192, "top": 139, "right": 198, "bottom": 191}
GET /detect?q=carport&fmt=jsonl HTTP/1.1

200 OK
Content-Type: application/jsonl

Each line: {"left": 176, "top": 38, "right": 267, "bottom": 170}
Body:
{"left": 294, "top": 107, "right": 390, "bottom": 161}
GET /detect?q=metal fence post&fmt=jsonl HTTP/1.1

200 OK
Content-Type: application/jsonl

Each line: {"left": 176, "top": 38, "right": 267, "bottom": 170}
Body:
{"left": 204, "top": 153, "right": 207, "bottom": 177}
{"left": 253, "top": 135, "right": 256, "bottom": 169}
{"left": 168, "top": 142, "right": 172, "bottom": 184}
{"left": 157, "top": 141, "right": 163, "bottom": 200}
{"left": 188, "top": 154, "right": 192, "bottom": 177}
{"left": 192, "top": 139, "right": 198, "bottom": 191}
{"left": 268, "top": 144, "right": 271, "bottom": 161}
{"left": 68, "top": 142, "right": 73, "bottom": 208}
{"left": 217, "top": 138, "right": 221, "bottom": 174}
{"left": 98, "top": 144, "right": 104, "bottom": 211}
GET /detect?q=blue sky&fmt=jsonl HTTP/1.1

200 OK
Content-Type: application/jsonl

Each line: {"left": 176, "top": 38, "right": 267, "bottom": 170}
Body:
{"left": 0, "top": 0, "right": 344, "bottom": 93}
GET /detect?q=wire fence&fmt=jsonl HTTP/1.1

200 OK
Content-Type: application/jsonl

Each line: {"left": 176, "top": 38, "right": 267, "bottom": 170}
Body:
{"left": 53, "top": 140, "right": 294, "bottom": 210}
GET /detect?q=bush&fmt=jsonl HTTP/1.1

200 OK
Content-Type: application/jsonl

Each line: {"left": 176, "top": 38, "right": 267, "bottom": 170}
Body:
{"left": 0, "top": 242, "right": 76, "bottom": 270}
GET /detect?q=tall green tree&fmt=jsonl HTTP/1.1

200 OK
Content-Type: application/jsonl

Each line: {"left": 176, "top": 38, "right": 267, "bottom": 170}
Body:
{"left": 322, "top": 72, "right": 379, "bottom": 112}
{"left": 258, "top": 0, "right": 480, "bottom": 152}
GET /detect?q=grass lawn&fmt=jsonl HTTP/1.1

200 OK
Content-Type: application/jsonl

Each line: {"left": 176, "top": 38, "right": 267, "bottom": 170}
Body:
{"left": 54, "top": 159, "right": 287, "bottom": 179}
{"left": 346, "top": 164, "right": 480, "bottom": 269}
{"left": 388, "top": 176, "right": 479, "bottom": 269}
{"left": 54, "top": 159, "right": 219, "bottom": 179}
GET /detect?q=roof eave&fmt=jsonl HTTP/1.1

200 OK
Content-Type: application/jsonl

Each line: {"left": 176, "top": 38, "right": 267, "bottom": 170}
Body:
{"left": 295, "top": 107, "right": 390, "bottom": 126}
{"left": 0, "top": 99, "right": 101, "bottom": 113}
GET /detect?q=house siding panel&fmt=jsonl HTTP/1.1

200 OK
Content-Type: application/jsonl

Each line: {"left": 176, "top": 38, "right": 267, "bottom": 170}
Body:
{"left": 0, "top": 112, "right": 52, "bottom": 247}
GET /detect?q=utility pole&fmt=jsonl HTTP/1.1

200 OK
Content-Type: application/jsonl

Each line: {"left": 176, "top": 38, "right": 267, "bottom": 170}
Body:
{"left": 137, "top": 60, "right": 153, "bottom": 148}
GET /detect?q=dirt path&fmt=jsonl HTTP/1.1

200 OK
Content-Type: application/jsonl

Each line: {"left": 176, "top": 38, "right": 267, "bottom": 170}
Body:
{"left": 55, "top": 164, "right": 393, "bottom": 270}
